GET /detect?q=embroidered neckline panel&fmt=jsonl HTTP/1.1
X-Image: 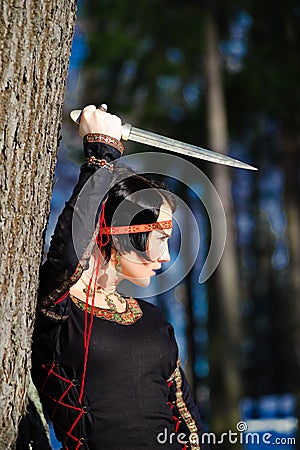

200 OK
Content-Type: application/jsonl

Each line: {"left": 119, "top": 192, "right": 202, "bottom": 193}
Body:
{"left": 70, "top": 294, "right": 143, "bottom": 325}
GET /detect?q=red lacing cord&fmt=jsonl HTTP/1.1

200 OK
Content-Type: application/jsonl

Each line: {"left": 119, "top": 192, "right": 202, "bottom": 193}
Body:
{"left": 41, "top": 362, "right": 56, "bottom": 392}
{"left": 78, "top": 260, "right": 96, "bottom": 403}
{"left": 68, "top": 409, "right": 85, "bottom": 441}
{"left": 40, "top": 364, "right": 84, "bottom": 447}
{"left": 79, "top": 201, "right": 110, "bottom": 403}
{"left": 95, "top": 200, "right": 110, "bottom": 249}
{"left": 40, "top": 201, "right": 111, "bottom": 446}
{"left": 166, "top": 379, "right": 188, "bottom": 450}
{"left": 54, "top": 290, "right": 70, "bottom": 305}
{"left": 41, "top": 363, "right": 71, "bottom": 384}
{"left": 51, "top": 380, "right": 76, "bottom": 421}
{"left": 167, "top": 380, "right": 173, "bottom": 388}
{"left": 49, "top": 416, "right": 85, "bottom": 449}
{"left": 173, "top": 414, "right": 181, "bottom": 433}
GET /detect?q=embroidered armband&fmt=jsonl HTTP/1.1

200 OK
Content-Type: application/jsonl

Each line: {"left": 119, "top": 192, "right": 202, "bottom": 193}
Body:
{"left": 83, "top": 133, "right": 124, "bottom": 154}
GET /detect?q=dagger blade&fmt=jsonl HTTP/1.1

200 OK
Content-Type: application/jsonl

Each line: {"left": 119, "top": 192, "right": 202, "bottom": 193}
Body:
{"left": 70, "top": 110, "right": 257, "bottom": 171}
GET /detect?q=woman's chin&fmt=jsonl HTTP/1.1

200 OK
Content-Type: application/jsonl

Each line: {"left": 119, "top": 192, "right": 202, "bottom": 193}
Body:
{"left": 126, "top": 276, "right": 151, "bottom": 288}
{"left": 137, "top": 278, "right": 151, "bottom": 287}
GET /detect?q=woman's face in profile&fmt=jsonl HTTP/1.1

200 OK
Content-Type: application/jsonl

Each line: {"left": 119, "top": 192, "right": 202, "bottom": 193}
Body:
{"left": 118, "top": 203, "right": 173, "bottom": 287}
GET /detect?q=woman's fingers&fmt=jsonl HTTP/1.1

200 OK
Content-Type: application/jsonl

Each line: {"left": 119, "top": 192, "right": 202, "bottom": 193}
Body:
{"left": 78, "top": 105, "right": 122, "bottom": 140}
{"left": 82, "top": 104, "right": 97, "bottom": 113}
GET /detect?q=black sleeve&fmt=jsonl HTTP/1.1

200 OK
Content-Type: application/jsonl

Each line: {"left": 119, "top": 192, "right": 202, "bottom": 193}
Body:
{"left": 38, "top": 141, "right": 122, "bottom": 313}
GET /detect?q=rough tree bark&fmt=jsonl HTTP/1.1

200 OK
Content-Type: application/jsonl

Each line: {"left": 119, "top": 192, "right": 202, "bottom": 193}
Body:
{"left": 0, "top": 0, "right": 77, "bottom": 447}
{"left": 204, "top": 9, "right": 242, "bottom": 445}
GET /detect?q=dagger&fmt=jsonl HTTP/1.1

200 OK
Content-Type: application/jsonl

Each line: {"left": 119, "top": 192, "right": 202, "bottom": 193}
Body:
{"left": 70, "top": 109, "right": 257, "bottom": 171}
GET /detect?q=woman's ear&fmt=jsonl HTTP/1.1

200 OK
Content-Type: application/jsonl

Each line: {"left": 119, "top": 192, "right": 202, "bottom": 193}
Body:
{"left": 110, "top": 236, "right": 121, "bottom": 262}
{"left": 109, "top": 246, "right": 123, "bottom": 277}
{"left": 110, "top": 246, "right": 117, "bottom": 262}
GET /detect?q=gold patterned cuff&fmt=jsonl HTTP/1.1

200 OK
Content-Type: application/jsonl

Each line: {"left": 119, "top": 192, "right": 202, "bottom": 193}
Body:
{"left": 83, "top": 133, "right": 124, "bottom": 154}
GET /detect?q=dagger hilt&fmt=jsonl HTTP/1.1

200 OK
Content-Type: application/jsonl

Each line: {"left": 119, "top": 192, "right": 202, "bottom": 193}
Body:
{"left": 69, "top": 109, "right": 132, "bottom": 141}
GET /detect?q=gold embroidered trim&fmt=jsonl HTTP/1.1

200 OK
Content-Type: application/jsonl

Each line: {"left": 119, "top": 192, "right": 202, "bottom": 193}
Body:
{"left": 70, "top": 295, "right": 143, "bottom": 325}
{"left": 83, "top": 133, "right": 124, "bottom": 154}
{"left": 40, "top": 264, "right": 84, "bottom": 312}
{"left": 174, "top": 367, "right": 201, "bottom": 450}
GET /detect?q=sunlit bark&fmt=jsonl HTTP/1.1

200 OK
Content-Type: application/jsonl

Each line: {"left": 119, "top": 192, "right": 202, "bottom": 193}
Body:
{"left": 0, "top": 0, "right": 77, "bottom": 447}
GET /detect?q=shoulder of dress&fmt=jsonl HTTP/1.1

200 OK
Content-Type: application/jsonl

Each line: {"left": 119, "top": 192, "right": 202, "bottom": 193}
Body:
{"left": 135, "top": 298, "right": 170, "bottom": 321}
{"left": 135, "top": 298, "right": 159, "bottom": 311}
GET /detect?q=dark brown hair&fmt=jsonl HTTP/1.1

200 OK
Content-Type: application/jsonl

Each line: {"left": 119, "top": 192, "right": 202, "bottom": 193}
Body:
{"left": 99, "top": 167, "right": 176, "bottom": 261}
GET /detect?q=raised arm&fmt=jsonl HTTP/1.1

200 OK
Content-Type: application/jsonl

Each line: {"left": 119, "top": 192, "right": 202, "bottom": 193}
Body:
{"left": 38, "top": 106, "right": 123, "bottom": 309}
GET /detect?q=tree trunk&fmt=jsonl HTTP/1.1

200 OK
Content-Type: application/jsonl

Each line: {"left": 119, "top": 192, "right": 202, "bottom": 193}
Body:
{"left": 204, "top": 10, "right": 243, "bottom": 443}
{"left": 0, "top": 0, "right": 77, "bottom": 447}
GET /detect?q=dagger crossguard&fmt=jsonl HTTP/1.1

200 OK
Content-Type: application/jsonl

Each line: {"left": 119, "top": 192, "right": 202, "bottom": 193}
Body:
{"left": 121, "top": 123, "right": 131, "bottom": 141}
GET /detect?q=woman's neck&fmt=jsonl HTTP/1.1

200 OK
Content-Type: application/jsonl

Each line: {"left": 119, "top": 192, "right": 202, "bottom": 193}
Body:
{"left": 84, "top": 251, "right": 120, "bottom": 292}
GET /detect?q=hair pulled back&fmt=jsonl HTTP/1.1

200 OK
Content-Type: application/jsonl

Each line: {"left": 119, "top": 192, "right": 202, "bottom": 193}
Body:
{"left": 99, "top": 167, "right": 176, "bottom": 262}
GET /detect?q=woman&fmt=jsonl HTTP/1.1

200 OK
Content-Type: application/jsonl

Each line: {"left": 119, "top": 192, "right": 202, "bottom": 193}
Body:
{"left": 32, "top": 105, "right": 210, "bottom": 450}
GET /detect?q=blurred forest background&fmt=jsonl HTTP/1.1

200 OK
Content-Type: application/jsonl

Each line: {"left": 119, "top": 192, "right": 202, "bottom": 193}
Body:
{"left": 48, "top": 0, "right": 300, "bottom": 448}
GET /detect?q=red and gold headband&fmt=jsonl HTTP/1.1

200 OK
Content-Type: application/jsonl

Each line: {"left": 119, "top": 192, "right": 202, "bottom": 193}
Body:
{"left": 100, "top": 220, "right": 173, "bottom": 235}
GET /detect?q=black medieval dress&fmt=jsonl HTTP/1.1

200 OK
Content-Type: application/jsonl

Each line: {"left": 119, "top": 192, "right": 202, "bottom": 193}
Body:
{"left": 31, "top": 138, "right": 210, "bottom": 450}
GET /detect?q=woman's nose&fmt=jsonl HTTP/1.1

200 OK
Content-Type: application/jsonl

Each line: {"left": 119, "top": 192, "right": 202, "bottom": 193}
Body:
{"left": 157, "top": 243, "right": 170, "bottom": 263}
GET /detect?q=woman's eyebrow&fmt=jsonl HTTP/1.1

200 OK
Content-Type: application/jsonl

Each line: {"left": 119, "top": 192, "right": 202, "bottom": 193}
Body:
{"left": 157, "top": 229, "right": 172, "bottom": 238}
